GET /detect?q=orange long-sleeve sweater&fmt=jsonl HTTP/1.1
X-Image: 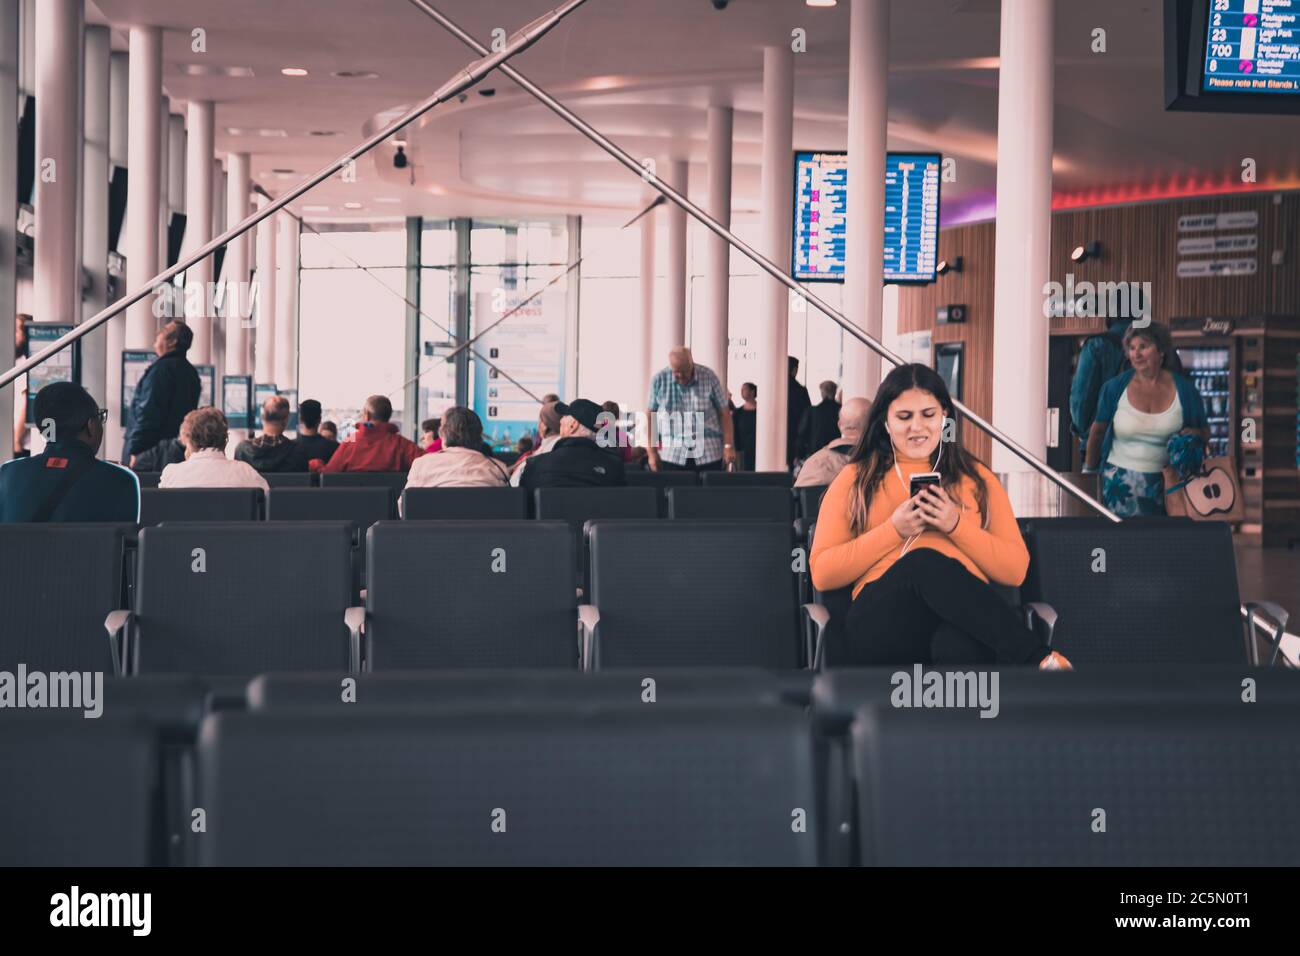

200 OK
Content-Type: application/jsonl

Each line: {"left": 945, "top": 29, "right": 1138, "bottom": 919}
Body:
{"left": 809, "top": 457, "right": 1029, "bottom": 599}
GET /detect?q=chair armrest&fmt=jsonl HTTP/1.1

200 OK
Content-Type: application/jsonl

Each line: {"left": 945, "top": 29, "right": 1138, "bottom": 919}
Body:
{"left": 1244, "top": 601, "right": 1291, "bottom": 667}
{"left": 103, "top": 609, "right": 131, "bottom": 677}
{"left": 802, "top": 603, "right": 830, "bottom": 671}
{"left": 577, "top": 604, "right": 600, "bottom": 672}
{"left": 1022, "top": 601, "right": 1058, "bottom": 648}
{"left": 344, "top": 606, "right": 366, "bottom": 674}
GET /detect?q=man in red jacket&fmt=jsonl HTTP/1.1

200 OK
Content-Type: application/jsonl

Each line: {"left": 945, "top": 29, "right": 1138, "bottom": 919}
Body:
{"left": 318, "top": 394, "right": 423, "bottom": 473}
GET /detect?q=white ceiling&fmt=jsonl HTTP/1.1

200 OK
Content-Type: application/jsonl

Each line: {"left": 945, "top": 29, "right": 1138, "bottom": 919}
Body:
{"left": 86, "top": 0, "right": 1300, "bottom": 225}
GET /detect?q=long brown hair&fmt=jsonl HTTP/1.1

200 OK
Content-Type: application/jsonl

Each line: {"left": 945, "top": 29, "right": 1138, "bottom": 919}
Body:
{"left": 847, "top": 363, "right": 989, "bottom": 534}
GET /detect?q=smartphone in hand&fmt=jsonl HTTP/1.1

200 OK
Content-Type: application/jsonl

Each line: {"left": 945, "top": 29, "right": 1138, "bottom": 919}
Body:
{"left": 909, "top": 472, "right": 941, "bottom": 499}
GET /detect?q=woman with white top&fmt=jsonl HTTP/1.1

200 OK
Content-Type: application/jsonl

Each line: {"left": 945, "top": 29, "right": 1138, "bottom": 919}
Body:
{"left": 160, "top": 407, "right": 269, "bottom": 491}
{"left": 1084, "top": 321, "right": 1209, "bottom": 517}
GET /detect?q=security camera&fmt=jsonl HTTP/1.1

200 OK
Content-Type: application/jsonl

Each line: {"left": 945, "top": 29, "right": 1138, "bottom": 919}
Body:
{"left": 393, "top": 145, "right": 408, "bottom": 169}
{"left": 711, "top": 0, "right": 728, "bottom": 8}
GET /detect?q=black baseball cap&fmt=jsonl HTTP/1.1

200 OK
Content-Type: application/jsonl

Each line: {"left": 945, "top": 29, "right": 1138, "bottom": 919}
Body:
{"left": 555, "top": 398, "right": 604, "bottom": 432}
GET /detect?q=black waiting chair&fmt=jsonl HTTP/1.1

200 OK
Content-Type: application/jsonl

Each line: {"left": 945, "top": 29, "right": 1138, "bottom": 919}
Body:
{"left": 0, "top": 523, "right": 133, "bottom": 673}
{"left": 624, "top": 470, "right": 699, "bottom": 517}
{"left": 582, "top": 520, "right": 802, "bottom": 669}
{"left": 400, "top": 486, "right": 528, "bottom": 520}
{"left": 0, "top": 714, "right": 157, "bottom": 866}
{"left": 267, "top": 486, "right": 393, "bottom": 528}
{"left": 534, "top": 486, "right": 659, "bottom": 585}
{"left": 853, "top": 699, "right": 1300, "bottom": 865}
{"left": 796, "top": 484, "right": 830, "bottom": 521}
{"left": 318, "top": 471, "right": 409, "bottom": 493}
{"left": 123, "top": 522, "right": 359, "bottom": 676}
{"left": 263, "top": 472, "right": 315, "bottom": 488}
{"left": 196, "top": 704, "right": 818, "bottom": 865}
{"left": 1019, "top": 517, "right": 1287, "bottom": 665}
{"left": 134, "top": 471, "right": 162, "bottom": 488}
{"left": 139, "top": 487, "right": 264, "bottom": 524}
{"left": 667, "top": 486, "right": 794, "bottom": 522}
{"left": 702, "top": 470, "right": 792, "bottom": 488}
{"left": 363, "top": 521, "right": 578, "bottom": 669}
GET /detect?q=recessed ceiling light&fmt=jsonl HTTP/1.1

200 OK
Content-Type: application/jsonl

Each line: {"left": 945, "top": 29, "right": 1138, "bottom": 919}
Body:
{"left": 806, "top": 0, "right": 837, "bottom": 7}
{"left": 225, "top": 127, "right": 288, "bottom": 137}
{"left": 280, "top": 67, "right": 309, "bottom": 77}
{"left": 342, "top": 202, "right": 364, "bottom": 209}
{"left": 374, "top": 197, "right": 402, "bottom": 204}
{"left": 179, "top": 64, "right": 255, "bottom": 78}
{"left": 332, "top": 70, "right": 379, "bottom": 79}
{"left": 301, "top": 204, "right": 331, "bottom": 212}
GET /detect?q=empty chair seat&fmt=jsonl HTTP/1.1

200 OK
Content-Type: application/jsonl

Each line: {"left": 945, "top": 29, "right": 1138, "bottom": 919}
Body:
{"left": 853, "top": 701, "right": 1300, "bottom": 865}
{"left": 0, "top": 524, "right": 131, "bottom": 672}
{"left": 129, "top": 522, "right": 357, "bottom": 675}
{"left": 319, "top": 471, "right": 409, "bottom": 493}
{"left": 534, "top": 486, "right": 659, "bottom": 580}
{"left": 0, "top": 714, "right": 156, "bottom": 865}
{"left": 263, "top": 472, "right": 315, "bottom": 488}
{"left": 246, "top": 667, "right": 798, "bottom": 710}
{"left": 667, "top": 486, "right": 794, "bottom": 522}
{"left": 584, "top": 520, "right": 801, "bottom": 669}
{"left": 624, "top": 470, "right": 698, "bottom": 517}
{"left": 135, "top": 471, "right": 162, "bottom": 489}
{"left": 796, "top": 484, "right": 830, "bottom": 520}
{"left": 702, "top": 470, "right": 792, "bottom": 488}
{"left": 267, "top": 486, "right": 393, "bottom": 529}
{"left": 401, "top": 486, "right": 527, "bottom": 520}
{"left": 1020, "top": 517, "right": 1254, "bottom": 664}
{"left": 365, "top": 521, "right": 577, "bottom": 669}
{"left": 197, "top": 705, "right": 817, "bottom": 865}
{"left": 139, "top": 487, "right": 263, "bottom": 524}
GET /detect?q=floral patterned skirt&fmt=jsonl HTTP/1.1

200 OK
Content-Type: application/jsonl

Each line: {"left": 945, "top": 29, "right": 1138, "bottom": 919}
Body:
{"left": 1100, "top": 462, "right": 1167, "bottom": 518}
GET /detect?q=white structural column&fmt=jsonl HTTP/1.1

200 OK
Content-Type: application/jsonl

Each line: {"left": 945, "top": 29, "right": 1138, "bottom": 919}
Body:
{"left": 32, "top": 0, "right": 82, "bottom": 331}
{"left": 274, "top": 211, "right": 299, "bottom": 390}
{"left": 81, "top": 24, "right": 110, "bottom": 414}
{"left": 756, "top": 45, "right": 794, "bottom": 471}
{"left": 183, "top": 101, "right": 214, "bottom": 363}
{"left": 636, "top": 204, "right": 656, "bottom": 428}
{"left": 211, "top": 158, "right": 226, "bottom": 382}
{"left": 664, "top": 159, "right": 688, "bottom": 355}
{"left": 124, "top": 26, "right": 161, "bottom": 348}
{"left": 0, "top": 1, "right": 17, "bottom": 459}
{"left": 253, "top": 194, "right": 277, "bottom": 386}
{"left": 105, "top": 49, "right": 128, "bottom": 454}
{"left": 167, "top": 112, "right": 184, "bottom": 251}
{"left": 224, "top": 152, "right": 251, "bottom": 377}
{"left": 843, "top": 0, "right": 889, "bottom": 399}
{"left": 990, "top": 0, "right": 1054, "bottom": 472}
{"left": 700, "top": 105, "right": 732, "bottom": 380}
{"left": 157, "top": 96, "right": 169, "bottom": 269}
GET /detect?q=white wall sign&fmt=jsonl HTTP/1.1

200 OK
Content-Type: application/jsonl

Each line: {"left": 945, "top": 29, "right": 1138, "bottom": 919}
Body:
{"left": 1176, "top": 258, "right": 1258, "bottom": 278}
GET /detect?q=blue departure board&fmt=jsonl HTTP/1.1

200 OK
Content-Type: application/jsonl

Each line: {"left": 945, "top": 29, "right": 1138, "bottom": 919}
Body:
{"left": 792, "top": 151, "right": 941, "bottom": 284}
{"left": 1201, "top": 0, "right": 1300, "bottom": 95}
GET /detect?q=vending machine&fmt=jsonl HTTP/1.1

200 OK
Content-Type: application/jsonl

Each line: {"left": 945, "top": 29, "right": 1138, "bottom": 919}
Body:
{"left": 1174, "top": 344, "right": 1234, "bottom": 460}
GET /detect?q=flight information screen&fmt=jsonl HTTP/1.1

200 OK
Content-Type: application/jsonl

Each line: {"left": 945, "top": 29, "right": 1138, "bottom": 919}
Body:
{"left": 1201, "top": 0, "right": 1300, "bottom": 95}
{"left": 792, "top": 151, "right": 941, "bottom": 283}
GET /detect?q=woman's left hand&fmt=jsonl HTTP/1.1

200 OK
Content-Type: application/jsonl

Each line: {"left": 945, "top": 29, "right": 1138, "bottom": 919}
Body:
{"left": 917, "top": 485, "right": 960, "bottom": 534}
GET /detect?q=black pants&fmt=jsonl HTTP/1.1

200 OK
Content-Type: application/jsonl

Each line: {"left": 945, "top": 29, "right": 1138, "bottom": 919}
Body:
{"left": 658, "top": 458, "right": 723, "bottom": 474}
{"left": 837, "top": 549, "right": 1048, "bottom": 667}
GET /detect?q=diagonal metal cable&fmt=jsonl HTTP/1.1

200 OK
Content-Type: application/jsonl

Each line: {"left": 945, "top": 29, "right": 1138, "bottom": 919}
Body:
{"left": 0, "top": 0, "right": 590, "bottom": 393}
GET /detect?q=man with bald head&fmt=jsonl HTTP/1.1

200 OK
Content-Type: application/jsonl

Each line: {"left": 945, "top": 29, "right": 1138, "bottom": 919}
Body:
{"left": 320, "top": 394, "right": 423, "bottom": 472}
{"left": 645, "top": 346, "right": 735, "bottom": 472}
{"left": 794, "top": 396, "right": 871, "bottom": 488}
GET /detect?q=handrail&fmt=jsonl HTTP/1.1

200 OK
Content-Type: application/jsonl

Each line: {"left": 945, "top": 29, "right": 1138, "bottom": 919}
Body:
{"left": 0, "top": 0, "right": 589, "bottom": 393}
{"left": 406, "top": 0, "right": 1119, "bottom": 525}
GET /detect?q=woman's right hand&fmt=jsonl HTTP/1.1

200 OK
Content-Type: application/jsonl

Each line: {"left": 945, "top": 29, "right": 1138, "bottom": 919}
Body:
{"left": 891, "top": 495, "right": 928, "bottom": 538}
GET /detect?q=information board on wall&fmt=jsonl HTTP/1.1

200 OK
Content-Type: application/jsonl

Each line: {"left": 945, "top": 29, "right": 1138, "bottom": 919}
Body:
{"left": 25, "top": 324, "right": 78, "bottom": 424}
{"left": 1202, "top": 0, "right": 1300, "bottom": 95}
{"left": 120, "top": 350, "right": 155, "bottom": 426}
{"left": 792, "top": 151, "right": 941, "bottom": 283}
{"left": 222, "top": 375, "right": 253, "bottom": 430}
{"left": 470, "top": 290, "right": 567, "bottom": 447}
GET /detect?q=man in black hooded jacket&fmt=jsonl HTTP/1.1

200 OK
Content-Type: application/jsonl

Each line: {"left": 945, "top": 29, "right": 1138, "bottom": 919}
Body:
{"left": 234, "top": 395, "right": 306, "bottom": 472}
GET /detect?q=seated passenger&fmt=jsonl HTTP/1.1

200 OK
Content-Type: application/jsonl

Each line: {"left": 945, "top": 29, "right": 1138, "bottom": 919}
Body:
{"left": 420, "top": 418, "right": 442, "bottom": 453}
{"left": 510, "top": 401, "right": 562, "bottom": 486}
{"left": 319, "top": 420, "right": 338, "bottom": 442}
{"left": 809, "top": 363, "right": 1069, "bottom": 669}
{"left": 404, "top": 406, "right": 510, "bottom": 489}
{"left": 234, "top": 395, "right": 306, "bottom": 472}
{"left": 160, "top": 407, "right": 268, "bottom": 491}
{"left": 519, "top": 398, "right": 626, "bottom": 492}
{"left": 294, "top": 400, "right": 339, "bottom": 471}
{"left": 131, "top": 436, "right": 186, "bottom": 473}
{"left": 0, "top": 382, "right": 139, "bottom": 523}
{"left": 320, "top": 395, "right": 423, "bottom": 473}
{"left": 794, "top": 397, "right": 870, "bottom": 488}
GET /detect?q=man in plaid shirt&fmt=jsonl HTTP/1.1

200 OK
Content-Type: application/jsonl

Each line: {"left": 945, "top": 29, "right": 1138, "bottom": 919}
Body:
{"left": 645, "top": 346, "right": 736, "bottom": 472}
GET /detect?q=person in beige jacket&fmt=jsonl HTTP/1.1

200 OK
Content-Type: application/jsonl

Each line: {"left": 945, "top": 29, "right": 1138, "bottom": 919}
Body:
{"left": 794, "top": 397, "right": 870, "bottom": 488}
{"left": 403, "top": 406, "right": 510, "bottom": 491}
{"left": 160, "top": 407, "right": 269, "bottom": 490}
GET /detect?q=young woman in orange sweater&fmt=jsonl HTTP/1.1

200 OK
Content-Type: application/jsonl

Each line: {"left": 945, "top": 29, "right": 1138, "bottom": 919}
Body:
{"left": 810, "top": 363, "right": 1071, "bottom": 669}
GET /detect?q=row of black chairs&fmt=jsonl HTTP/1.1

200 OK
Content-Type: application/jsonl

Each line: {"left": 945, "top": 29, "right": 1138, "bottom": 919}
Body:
{"left": 1, "top": 516, "right": 1285, "bottom": 678}
{"left": 134, "top": 468, "right": 797, "bottom": 491}
{"left": 4, "top": 666, "right": 1297, "bottom": 866}
{"left": 132, "top": 482, "right": 825, "bottom": 526}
